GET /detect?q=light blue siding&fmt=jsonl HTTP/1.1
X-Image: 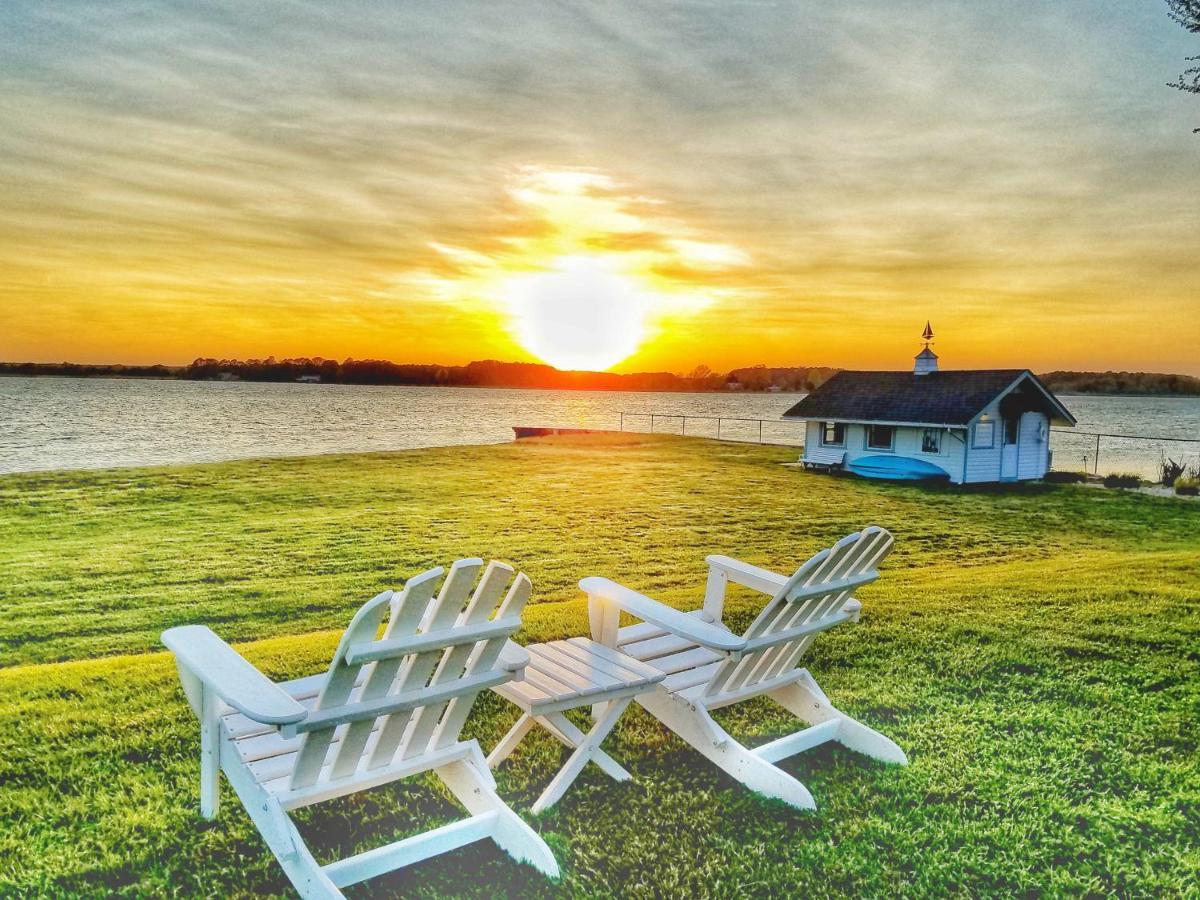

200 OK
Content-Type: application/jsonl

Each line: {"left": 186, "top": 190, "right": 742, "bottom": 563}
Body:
{"left": 1018, "top": 412, "right": 1050, "bottom": 479}
{"left": 964, "top": 401, "right": 1003, "bottom": 483}
{"left": 804, "top": 422, "right": 965, "bottom": 482}
{"left": 804, "top": 421, "right": 847, "bottom": 465}
{"left": 963, "top": 403, "right": 1050, "bottom": 483}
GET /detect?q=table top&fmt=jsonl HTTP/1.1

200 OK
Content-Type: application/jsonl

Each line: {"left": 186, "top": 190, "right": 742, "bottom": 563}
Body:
{"left": 493, "top": 637, "right": 665, "bottom": 715}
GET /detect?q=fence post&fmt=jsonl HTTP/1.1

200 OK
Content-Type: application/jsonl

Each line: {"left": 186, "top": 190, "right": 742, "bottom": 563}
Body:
{"left": 758, "top": 420, "right": 763, "bottom": 443}
{"left": 650, "top": 414, "right": 655, "bottom": 434}
{"left": 682, "top": 416, "right": 687, "bottom": 436}
{"left": 716, "top": 418, "right": 722, "bottom": 440}
{"left": 1095, "top": 433, "right": 1100, "bottom": 475}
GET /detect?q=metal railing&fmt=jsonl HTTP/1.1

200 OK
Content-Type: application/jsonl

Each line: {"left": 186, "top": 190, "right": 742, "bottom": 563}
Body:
{"left": 619, "top": 412, "right": 804, "bottom": 446}
{"left": 1050, "top": 428, "right": 1200, "bottom": 476}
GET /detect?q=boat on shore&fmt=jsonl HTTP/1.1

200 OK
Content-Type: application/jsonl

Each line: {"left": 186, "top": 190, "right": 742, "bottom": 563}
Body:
{"left": 846, "top": 455, "right": 951, "bottom": 481}
{"left": 512, "top": 426, "right": 608, "bottom": 439}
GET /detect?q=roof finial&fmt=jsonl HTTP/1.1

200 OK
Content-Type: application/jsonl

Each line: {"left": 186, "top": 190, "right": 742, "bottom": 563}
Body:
{"left": 914, "top": 321, "right": 939, "bottom": 375}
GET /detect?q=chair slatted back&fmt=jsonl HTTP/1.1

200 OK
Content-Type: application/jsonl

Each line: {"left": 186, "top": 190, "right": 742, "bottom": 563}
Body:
{"left": 288, "top": 559, "right": 530, "bottom": 790}
{"left": 704, "top": 527, "right": 894, "bottom": 700}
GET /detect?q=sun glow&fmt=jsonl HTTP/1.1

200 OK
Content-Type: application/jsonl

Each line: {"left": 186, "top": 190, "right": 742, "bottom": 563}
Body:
{"left": 409, "top": 166, "right": 750, "bottom": 371}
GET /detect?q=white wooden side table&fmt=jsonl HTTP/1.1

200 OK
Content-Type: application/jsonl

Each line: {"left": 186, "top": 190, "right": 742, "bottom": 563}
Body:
{"left": 488, "top": 637, "right": 665, "bottom": 813}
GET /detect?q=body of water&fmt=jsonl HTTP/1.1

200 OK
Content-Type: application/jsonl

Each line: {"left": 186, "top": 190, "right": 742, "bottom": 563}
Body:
{"left": 1, "top": 376, "right": 1197, "bottom": 478}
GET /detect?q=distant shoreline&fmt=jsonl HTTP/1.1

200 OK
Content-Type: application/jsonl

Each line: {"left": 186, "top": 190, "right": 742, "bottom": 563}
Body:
{"left": 3, "top": 371, "right": 1199, "bottom": 399}
{"left": 3, "top": 361, "right": 1199, "bottom": 398}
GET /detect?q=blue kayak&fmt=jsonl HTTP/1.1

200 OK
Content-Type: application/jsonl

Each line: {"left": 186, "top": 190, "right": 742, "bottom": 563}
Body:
{"left": 846, "top": 455, "right": 950, "bottom": 481}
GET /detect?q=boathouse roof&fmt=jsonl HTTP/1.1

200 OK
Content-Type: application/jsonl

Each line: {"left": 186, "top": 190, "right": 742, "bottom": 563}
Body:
{"left": 783, "top": 370, "right": 1076, "bottom": 427}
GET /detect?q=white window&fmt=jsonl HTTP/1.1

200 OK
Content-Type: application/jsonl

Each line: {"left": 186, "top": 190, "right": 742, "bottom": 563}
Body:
{"left": 921, "top": 428, "right": 942, "bottom": 454}
{"left": 973, "top": 421, "right": 995, "bottom": 449}
{"left": 820, "top": 421, "right": 846, "bottom": 447}
{"left": 865, "top": 424, "right": 895, "bottom": 451}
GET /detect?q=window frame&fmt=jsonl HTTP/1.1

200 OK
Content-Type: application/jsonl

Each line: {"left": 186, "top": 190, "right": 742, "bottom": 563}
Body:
{"left": 920, "top": 427, "right": 943, "bottom": 455}
{"left": 819, "top": 421, "right": 846, "bottom": 448}
{"left": 864, "top": 424, "right": 896, "bottom": 452}
{"left": 973, "top": 420, "right": 996, "bottom": 449}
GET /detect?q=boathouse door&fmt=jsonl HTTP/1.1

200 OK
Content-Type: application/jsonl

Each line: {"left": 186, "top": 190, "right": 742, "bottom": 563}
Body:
{"left": 1000, "top": 416, "right": 1019, "bottom": 480}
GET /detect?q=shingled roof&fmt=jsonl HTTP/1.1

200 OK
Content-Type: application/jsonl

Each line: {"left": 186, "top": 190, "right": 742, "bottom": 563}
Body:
{"left": 783, "top": 370, "right": 1075, "bottom": 426}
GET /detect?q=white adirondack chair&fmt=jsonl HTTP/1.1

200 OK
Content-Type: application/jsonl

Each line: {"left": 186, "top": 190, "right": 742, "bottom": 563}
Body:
{"left": 163, "top": 559, "right": 559, "bottom": 898}
{"left": 580, "top": 526, "right": 906, "bottom": 811}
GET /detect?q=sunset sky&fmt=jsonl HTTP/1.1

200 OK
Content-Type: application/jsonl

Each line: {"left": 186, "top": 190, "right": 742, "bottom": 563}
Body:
{"left": 1, "top": 1, "right": 1198, "bottom": 374}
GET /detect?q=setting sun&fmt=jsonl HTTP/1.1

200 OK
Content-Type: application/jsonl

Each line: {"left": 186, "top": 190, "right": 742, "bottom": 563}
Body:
{"left": 503, "top": 256, "right": 647, "bottom": 371}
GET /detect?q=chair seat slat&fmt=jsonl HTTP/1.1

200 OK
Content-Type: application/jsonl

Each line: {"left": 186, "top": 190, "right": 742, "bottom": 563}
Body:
{"left": 249, "top": 718, "right": 413, "bottom": 788}
{"left": 620, "top": 631, "right": 700, "bottom": 661}
{"left": 640, "top": 645, "right": 722, "bottom": 675}
{"left": 260, "top": 741, "right": 476, "bottom": 810}
{"left": 659, "top": 661, "right": 723, "bottom": 694}
{"left": 615, "top": 620, "right": 667, "bottom": 646}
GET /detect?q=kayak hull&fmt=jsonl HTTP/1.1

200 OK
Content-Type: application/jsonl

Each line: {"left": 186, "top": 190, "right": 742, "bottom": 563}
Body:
{"left": 846, "top": 455, "right": 950, "bottom": 481}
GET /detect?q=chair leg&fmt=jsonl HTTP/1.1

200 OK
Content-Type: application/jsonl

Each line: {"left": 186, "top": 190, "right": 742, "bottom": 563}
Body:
{"left": 531, "top": 699, "right": 632, "bottom": 815}
{"left": 267, "top": 806, "right": 343, "bottom": 900}
{"left": 638, "top": 690, "right": 817, "bottom": 810}
{"left": 769, "top": 670, "right": 908, "bottom": 765}
{"left": 220, "top": 745, "right": 342, "bottom": 899}
{"left": 536, "top": 712, "right": 632, "bottom": 782}
{"left": 487, "top": 713, "right": 535, "bottom": 769}
{"left": 199, "top": 686, "right": 220, "bottom": 819}
{"left": 437, "top": 757, "right": 560, "bottom": 878}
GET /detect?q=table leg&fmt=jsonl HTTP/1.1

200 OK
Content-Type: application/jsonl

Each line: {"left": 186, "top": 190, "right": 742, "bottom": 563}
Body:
{"left": 487, "top": 712, "right": 534, "bottom": 769}
{"left": 537, "top": 712, "right": 632, "bottom": 782}
{"left": 531, "top": 698, "right": 633, "bottom": 815}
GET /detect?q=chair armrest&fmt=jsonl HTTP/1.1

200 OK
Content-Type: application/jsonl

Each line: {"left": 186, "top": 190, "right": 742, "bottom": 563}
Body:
{"left": 706, "top": 555, "right": 788, "bottom": 596}
{"left": 579, "top": 577, "right": 746, "bottom": 652}
{"left": 498, "top": 639, "right": 530, "bottom": 677}
{"left": 162, "top": 625, "right": 307, "bottom": 726}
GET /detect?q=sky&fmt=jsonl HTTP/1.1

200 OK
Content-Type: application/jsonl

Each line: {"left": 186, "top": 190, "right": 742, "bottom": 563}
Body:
{"left": 1, "top": 1, "right": 1198, "bottom": 374}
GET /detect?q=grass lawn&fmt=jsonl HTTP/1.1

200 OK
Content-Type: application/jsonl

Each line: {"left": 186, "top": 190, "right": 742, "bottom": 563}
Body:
{"left": 1, "top": 434, "right": 1198, "bottom": 896}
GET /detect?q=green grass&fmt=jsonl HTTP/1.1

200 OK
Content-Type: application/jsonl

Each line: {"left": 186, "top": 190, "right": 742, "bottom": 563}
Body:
{"left": 1, "top": 434, "right": 1198, "bottom": 896}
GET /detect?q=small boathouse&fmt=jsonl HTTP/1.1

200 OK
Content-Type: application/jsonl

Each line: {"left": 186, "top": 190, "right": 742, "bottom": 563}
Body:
{"left": 783, "top": 324, "right": 1076, "bottom": 483}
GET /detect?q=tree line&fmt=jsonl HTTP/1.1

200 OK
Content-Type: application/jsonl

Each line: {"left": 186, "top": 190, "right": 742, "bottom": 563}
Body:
{"left": 1039, "top": 370, "right": 1200, "bottom": 396}
{"left": 178, "top": 357, "right": 838, "bottom": 392}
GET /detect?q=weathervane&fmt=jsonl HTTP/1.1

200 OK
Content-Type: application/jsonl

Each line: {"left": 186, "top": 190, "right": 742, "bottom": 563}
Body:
{"left": 913, "top": 320, "right": 939, "bottom": 374}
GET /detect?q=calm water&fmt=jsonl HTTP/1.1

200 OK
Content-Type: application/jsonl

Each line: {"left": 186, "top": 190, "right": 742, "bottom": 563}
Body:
{"left": 1, "top": 376, "right": 1198, "bottom": 478}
